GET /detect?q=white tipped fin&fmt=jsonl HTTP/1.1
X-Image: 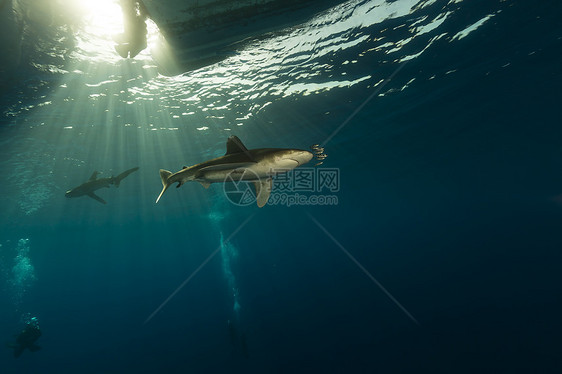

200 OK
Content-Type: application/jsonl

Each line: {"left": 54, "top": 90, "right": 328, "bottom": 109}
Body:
{"left": 156, "top": 169, "right": 173, "bottom": 203}
{"left": 225, "top": 136, "right": 251, "bottom": 157}
{"left": 156, "top": 189, "right": 166, "bottom": 204}
{"left": 253, "top": 177, "right": 272, "bottom": 208}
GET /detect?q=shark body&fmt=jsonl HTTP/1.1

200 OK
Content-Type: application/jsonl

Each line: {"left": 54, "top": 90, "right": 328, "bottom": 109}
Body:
{"left": 156, "top": 136, "right": 313, "bottom": 207}
{"left": 65, "top": 167, "right": 139, "bottom": 204}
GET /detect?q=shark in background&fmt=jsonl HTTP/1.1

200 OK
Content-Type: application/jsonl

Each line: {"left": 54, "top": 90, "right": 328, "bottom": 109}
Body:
{"left": 156, "top": 136, "right": 317, "bottom": 207}
{"left": 65, "top": 167, "right": 139, "bottom": 204}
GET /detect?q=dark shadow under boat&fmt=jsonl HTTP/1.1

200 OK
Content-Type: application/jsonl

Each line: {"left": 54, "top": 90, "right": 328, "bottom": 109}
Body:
{"left": 138, "top": 0, "right": 346, "bottom": 74}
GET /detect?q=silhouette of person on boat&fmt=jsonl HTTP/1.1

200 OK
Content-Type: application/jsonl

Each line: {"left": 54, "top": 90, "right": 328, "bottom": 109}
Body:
{"left": 115, "top": 0, "right": 147, "bottom": 58}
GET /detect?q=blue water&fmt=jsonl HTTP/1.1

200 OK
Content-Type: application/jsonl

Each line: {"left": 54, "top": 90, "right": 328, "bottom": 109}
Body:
{"left": 1, "top": 0, "right": 562, "bottom": 372}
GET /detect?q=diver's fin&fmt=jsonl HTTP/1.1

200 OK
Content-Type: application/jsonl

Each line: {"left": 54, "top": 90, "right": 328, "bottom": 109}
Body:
{"left": 29, "top": 344, "right": 41, "bottom": 352}
{"left": 114, "top": 167, "right": 139, "bottom": 187}
{"left": 88, "top": 193, "right": 106, "bottom": 205}
{"left": 13, "top": 345, "right": 24, "bottom": 358}
{"left": 89, "top": 171, "right": 99, "bottom": 181}
{"left": 156, "top": 169, "right": 173, "bottom": 203}
{"left": 199, "top": 181, "right": 211, "bottom": 189}
{"left": 240, "top": 333, "right": 249, "bottom": 358}
{"left": 199, "top": 163, "right": 255, "bottom": 173}
{"left": 253, "top": 177, "right": 272, "bottom": 208}
{"left": 227, "top": 320, "right": 237, "bottom": 346}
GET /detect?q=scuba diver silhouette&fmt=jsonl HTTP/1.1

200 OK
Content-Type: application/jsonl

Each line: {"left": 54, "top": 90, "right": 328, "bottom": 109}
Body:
{"left": 7, "top": 318, "right": 42, "bottom": 358}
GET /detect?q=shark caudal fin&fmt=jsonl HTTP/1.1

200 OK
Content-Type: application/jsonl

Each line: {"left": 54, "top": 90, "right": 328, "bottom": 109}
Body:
{"left": 156, "top": 169, "right": 173, "bottom": 203}
{"left": 114, "top": 167, "right": 139, "bottom": 187}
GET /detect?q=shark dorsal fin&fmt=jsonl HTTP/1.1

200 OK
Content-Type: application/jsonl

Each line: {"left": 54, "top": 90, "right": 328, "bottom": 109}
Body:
{"left": 89, "top": 171, "right": 99, "bottom": 181}
{"left": 225, "top": 136, "right": 250, "bottom": 156}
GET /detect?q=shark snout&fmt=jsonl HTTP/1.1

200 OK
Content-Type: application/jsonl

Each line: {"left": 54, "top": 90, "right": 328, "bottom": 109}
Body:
{"left": 286, "top": 150, "right": 313, "bottom": 166}
{"left": 273, "top": 150, "right": 314, "bottom": 169}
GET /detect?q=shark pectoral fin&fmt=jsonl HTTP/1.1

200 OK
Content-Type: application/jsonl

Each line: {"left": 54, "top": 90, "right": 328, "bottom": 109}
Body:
{"left": 29, "top": 344, "right": 41, "bottom": 352}
{"left": 199, "top": 181, "right": 211, "bottom": 189}
{"left": 89, "top": 171, "right": 99, "bottom": 181}
{"left": 88, "top": 193, "right": 107, "bottom": 204}
{"left": 199, "top": 163, "right": 255, "bottom": 172}
{"left": 253, "top": 177, "right": 272, "bottom": 208}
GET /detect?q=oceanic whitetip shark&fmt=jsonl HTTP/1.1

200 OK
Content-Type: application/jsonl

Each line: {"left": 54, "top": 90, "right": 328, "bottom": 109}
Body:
{"left": 156, "top": 136, "right": 313, "bottom": 207}
{"left": 65, "top": 167, "right": 139, "bottom": 204}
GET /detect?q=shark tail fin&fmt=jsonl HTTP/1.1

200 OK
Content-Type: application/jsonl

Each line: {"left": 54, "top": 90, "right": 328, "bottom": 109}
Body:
{"left": 156, "top": 169, "right": 173, "bottom": 203}
{"left": 114, "top": 167, "right": 140, "bottom": 187}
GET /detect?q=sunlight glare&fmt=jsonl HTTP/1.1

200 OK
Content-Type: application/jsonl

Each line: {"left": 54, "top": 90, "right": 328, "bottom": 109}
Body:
{"left": 70, "top": 0, "right": 124, "bottom": 60}
{"left": 71, "top": 0, "right": 162, "bottom": 61}
{"left": 78, "top": 0, "right": 123, "bottom": 37}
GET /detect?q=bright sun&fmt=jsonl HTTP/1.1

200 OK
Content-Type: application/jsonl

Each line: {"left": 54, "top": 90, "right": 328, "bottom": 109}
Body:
{"left": 69, "top": 0, "right": 160, "bottom": 60}
{"left": 78, "top": 0, "right": 124, "bottom": 38}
